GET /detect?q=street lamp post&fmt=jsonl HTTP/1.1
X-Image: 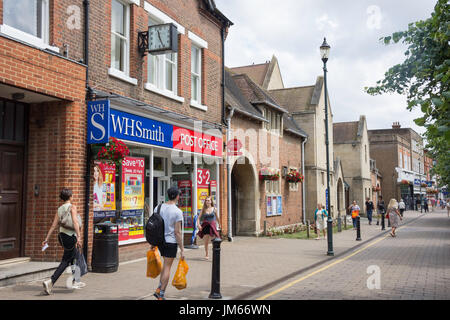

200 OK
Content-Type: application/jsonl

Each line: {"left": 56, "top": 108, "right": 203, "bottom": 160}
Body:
{"left": 321, "top": 38, "right": 334, "bottom": 256}
{"left": 419, "top": 162, "right": 423, "bottom": 213}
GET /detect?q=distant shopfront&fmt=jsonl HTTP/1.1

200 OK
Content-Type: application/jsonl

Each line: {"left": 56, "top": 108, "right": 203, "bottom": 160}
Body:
{"left": 88, "top": 98, "right": 223, "bottom": 246}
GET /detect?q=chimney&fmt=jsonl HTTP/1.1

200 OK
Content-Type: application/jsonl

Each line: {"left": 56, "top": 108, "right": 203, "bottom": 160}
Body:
{"left": 392, "top": 121, "right": 401, "bottom": 129}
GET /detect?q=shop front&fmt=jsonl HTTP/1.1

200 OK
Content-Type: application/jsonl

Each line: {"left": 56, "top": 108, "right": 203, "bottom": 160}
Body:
{"left": 87, "top": 97, "right": 223, "bottom": 253}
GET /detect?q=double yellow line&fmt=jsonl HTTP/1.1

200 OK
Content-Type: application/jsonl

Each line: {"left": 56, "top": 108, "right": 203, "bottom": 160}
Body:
{"left": 256, "top": 235, "right": 389, "bottom": 300}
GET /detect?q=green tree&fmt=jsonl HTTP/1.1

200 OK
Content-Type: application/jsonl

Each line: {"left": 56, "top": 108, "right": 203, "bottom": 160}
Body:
{"left": 365, "top": 0, "right": 450, "bottom": 188}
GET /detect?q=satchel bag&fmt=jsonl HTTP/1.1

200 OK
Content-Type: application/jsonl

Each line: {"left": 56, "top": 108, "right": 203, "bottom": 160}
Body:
{"left": 60, "top": 205, "right": 81, "bottom": 230}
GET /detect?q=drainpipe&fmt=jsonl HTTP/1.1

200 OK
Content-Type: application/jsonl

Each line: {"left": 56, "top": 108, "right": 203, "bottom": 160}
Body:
{"left": 221, "top": 26, "right": 227, "bottom": 127}
{"left": 226, "top": 107, "right": 235, "bottom": 241}
{"left": 82, "top": 0, "right": 92, "bottom": 261}
{"left": 302, "top": 137, "right": 308, "bottom": 224}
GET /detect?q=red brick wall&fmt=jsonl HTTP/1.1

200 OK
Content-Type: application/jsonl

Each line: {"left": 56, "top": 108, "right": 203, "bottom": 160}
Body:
{"left": 0, "top": 35, "right": 87, "bottom": 261}
{"left": 230, "top": 113, "right": 304, "bottom": 234}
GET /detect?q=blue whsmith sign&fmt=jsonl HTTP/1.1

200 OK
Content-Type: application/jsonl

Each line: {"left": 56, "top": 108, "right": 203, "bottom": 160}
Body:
{"left": 87, "top": 100, "right": 110, "bottom": 144}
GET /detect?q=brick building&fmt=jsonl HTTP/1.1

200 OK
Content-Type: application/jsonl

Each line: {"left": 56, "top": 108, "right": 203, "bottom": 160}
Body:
{"left": 0, "top": 0, "right": 232, "bottom": 265}
{"left": 225, "top": 68, "right": 307, "bottom": 235}
{"left": 0, "top": 0, "right": 87, "bottom": 261}
{"left": 368, "top": 122, "right": 426, "bottom": 210}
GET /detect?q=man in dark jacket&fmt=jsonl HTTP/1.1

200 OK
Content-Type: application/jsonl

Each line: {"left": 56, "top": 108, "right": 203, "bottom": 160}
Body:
{"left": 365, "top": 197, "right": 374, "bottom": 225}
{"left": 377, "top": 196, "right": 386, "bottom": 229}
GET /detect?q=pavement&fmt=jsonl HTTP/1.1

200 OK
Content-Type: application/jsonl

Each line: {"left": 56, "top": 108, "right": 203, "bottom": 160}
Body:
{"left": 0, "top": 209, "right": 438, "bottom": 300}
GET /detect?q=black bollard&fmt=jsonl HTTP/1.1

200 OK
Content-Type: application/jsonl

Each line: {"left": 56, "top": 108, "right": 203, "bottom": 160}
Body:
{"left": 356, "top": 216, "right": 362, "bottom": 241}
{"left": 306, "top": 220, "right": 310, "bottom": 239}
{"left": 326, "top": 216, "right": 334, "bottom": 256}
{"left": 381, "top": 213, "right": 385, "bottom": 230}
{"left": 209, "top": 238, "right": 222, "bottom": 299}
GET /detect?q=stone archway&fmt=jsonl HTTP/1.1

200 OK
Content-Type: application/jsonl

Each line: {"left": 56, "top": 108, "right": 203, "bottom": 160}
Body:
{"left": 231, "top": 156, "right": 258, "bottom": 236}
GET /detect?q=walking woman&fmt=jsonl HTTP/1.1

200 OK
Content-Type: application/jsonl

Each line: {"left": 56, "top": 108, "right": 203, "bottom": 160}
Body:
{"left": 197, "top": 196, "right": 220, "bottom": 260}
{"left": 42, "top": 189, "right": 85, "bottom": 294}
{"left": 314, "top": 204, "right": 328, "bottom": 240}
{"left": 387, "top": 198, "right": 402, "bottom": 237}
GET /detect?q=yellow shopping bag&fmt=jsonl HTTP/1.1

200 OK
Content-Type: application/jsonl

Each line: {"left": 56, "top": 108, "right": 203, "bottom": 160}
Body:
{"left": 172, "top": 258, "right": 189, "bottom": 290}
{"left": 146, "top": 247, "right": 162, "bottom": 278}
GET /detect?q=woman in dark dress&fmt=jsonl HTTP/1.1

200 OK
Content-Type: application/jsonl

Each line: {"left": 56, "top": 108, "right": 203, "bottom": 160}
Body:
{"left": 197, "top": 196, "right": 220, "bottom": 260}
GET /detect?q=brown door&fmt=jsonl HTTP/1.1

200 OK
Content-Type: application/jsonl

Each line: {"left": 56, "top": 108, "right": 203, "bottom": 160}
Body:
{"left": 0, "top": 144, "right": 24, "bottom": 259}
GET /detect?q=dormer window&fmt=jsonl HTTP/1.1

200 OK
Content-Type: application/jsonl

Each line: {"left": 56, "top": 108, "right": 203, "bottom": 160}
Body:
{"left": 262, "top": 107, "right": 282, "bottom": 135}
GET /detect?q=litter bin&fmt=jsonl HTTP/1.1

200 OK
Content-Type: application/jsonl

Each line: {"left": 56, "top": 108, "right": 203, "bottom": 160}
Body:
{"left": 91, "top": 222, "right": 119, "bottom": 273}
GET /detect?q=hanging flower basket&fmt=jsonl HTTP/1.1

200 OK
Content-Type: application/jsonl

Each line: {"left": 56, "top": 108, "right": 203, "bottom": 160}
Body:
{"left": 259, "top": 167, "right": 280, "bottom": 181}
{"left": 286, "top": 170, "right": 304, "bottom": 183}
{"left": 97, "top": 137, "right": 130, "bottom": 167}
{"left": 400, "top": 180, "right": 411, "bottom": 185}
{"left": 420, "top": 183, "right": 428, "bottom": 188}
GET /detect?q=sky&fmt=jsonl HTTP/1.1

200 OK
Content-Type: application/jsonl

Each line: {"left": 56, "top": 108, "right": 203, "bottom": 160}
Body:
{"left": 215, "top": 0, "right": 437, "bottom": 134}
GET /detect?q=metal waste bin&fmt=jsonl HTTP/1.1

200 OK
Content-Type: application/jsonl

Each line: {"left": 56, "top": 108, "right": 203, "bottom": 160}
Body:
{"left": 92, "top": 222, "right": 119, "bottom": 273}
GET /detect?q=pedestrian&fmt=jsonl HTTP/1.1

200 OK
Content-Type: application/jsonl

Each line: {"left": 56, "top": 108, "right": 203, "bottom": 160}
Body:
{"left": 387, "top": 198, "right": 402, "bottom": 237}
{"left": 415, "top": 198, "right": 420, "bottom": 211}
{"left": 152, "top": 186, "right": 185, "bottom": 300}
{"left": 365, "top": 197, "right": 374, "bottom": 225}
{"left": 197, "top": 196, "right": 220, "bottom": 260}
{"left": 424, "top": 198, "right": 429, "bottom": 213}
{"left": 314, "top": 204, "right": 328, "bottom": 240}
{"left": 42, "top": 188, "right": 85, "bottom": 295}
{"left": 377, "top": 196, "right": 386, "bottom": 228}
{"left": 398, "top": 199, "right": 406, "bottom": 217}
{"left": 348, "top": 201, "right": 360, "bottom": 229}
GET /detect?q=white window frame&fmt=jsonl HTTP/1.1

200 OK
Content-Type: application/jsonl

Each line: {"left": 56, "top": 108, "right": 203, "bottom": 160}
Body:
{"left": 189, "top": 31, "right": 208, "bottom": 111}
{"left": 262, "top": 107, "right": 282, "bottom": 136}
{"left": 191, "top": 44, "right": 201, "bottom": 103}
{"left": 109, "top": 0, "right": 138, "bottom": 85}
{"left": 0, "top": 0, "right": 59, "bottom": 52}
{"left": 144, "top": 14, "right": 184, "bottom": 103}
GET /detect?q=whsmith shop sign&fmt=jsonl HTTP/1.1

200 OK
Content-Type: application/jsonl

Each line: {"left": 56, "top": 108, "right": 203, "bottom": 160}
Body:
{"left": 87, "top": 100, "right": 222, "bottom": 157}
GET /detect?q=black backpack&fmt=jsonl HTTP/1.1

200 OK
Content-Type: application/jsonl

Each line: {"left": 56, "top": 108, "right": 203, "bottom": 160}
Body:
{"left": 145, "top": 204, "right": 166, "bottom": 247}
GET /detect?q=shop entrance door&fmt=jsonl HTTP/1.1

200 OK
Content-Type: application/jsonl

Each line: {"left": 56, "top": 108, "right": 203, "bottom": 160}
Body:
{"left": 153, "top": 177, "right": 169, "bottom": 208}
{"left": 0, "top": 100, "right": 26, "bottom": 260}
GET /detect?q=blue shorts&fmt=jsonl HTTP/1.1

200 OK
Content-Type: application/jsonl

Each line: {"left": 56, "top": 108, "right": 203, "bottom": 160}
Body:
{"left": 159, "top": 243, "right": 178, "bottom": 258}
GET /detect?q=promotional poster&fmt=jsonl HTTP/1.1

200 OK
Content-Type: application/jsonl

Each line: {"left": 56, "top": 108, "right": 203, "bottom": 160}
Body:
{"left": 93, "top": 161, "right": 116, "bottom": 219}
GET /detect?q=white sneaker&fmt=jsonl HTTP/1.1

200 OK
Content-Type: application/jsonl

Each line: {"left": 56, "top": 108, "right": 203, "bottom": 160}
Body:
{"left": 66, "top": 275, "right": 74, "bottom": 289}
{"left": 43, "top": 279, "right": 53, "bottom": 295}
{"left": 72, "top": 281, "right": 86, "bottom": 289}
{"left": 65, "top": 267, "right": 72, "bottom": 274}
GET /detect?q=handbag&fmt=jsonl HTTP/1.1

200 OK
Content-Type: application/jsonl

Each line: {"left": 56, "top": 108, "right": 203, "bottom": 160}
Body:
{"left": 60, "top": 205, "right": 82, "bottom": 230}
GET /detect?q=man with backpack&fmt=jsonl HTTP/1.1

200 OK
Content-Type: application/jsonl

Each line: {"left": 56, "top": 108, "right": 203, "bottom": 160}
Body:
{"left": 148, "top": 186, "right": 185, "bottom": 300}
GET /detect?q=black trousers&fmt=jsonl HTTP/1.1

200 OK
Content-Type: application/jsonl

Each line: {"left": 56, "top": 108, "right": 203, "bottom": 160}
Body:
{"left": 51, "top": 233, "right": 77, "bottom": 284}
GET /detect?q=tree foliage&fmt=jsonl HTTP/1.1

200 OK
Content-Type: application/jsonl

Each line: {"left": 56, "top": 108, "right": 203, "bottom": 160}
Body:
{"left": 365, "top": 0, "right": 450, "bottom": 188}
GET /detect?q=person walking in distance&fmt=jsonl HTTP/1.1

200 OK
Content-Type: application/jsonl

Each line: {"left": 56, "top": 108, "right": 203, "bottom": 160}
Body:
{"left": 42, "top": 189, "right": 85, "bottom": 295}
{"left": 377, "top": 196, "right": 386, "bottom": 229}
{"left": 423, "top": 197, "right": 429, "bottom": 213}
{"left": 365, "top": 197, "right": 374, "bottom": 225}
{"left": 153, "top": 186, "right": 185, "bottom": 300}
{"left": 197, "top": 196, "right": 220, "bottom": 260}
{"left": 387, "top": 198, "right": 402, "bottom": 237}
{"left": 348, "top": 201, "right": 360, "bottom": 230}
{"left": 398, "top": 199, "right": 406, "bottom": 217}
{"left": 314, "top": 204, "right": 328, "bottom": 240}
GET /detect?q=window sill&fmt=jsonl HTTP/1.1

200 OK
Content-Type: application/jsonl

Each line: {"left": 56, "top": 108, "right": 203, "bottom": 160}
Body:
{"left": 190, "top": 100, "right": 208, "bottom": 112}
{"left": 0, "top": 24, "right": 59, "bottom": 53}
{"left": 108, "top": 68, "right": 138, "bottom": 85}
{"left": 144, "top": 83, "right": 185, "bottom": 103}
